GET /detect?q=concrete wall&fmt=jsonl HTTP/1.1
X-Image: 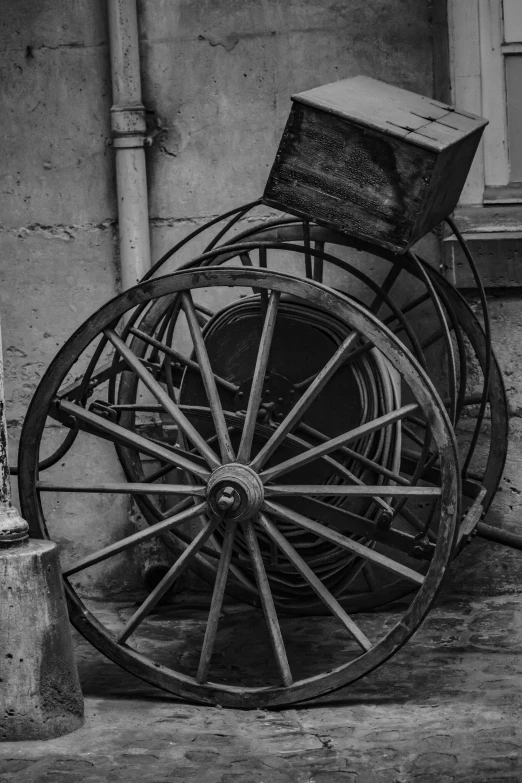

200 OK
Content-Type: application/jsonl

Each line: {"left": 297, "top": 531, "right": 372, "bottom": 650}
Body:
{"left": 447, "top": 296, "right": 522, "bottom": 599}
{"left": 0, "top": 1, "right": 128, "bottom": 595}
{"left": 4, "top": 0, "right": 512, "bottom": 600}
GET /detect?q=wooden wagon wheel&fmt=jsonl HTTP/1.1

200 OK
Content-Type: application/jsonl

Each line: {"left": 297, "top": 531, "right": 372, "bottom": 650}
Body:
{"left": 18, "top": 266, "right": 460, "bottom": 707}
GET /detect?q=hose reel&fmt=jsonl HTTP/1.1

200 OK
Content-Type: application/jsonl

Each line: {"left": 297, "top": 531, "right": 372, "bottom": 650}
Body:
{"left": 15, "top": 77, "right": 515, "bottom": 707}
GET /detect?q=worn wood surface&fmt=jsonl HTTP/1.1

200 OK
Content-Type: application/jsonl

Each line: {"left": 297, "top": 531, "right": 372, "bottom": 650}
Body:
{"left": 290, "top": 76, "right": 477, "bottom": 147}
{"left": 264, "top": 76, "right": 487, "bottom": 252}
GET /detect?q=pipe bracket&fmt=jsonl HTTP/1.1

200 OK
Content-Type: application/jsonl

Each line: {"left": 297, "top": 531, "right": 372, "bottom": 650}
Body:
{"left": 112, "top": 135, "right": 146, "bottom": 149}
{"left": 111, "top": 103, "right": 147, "bottom": 137}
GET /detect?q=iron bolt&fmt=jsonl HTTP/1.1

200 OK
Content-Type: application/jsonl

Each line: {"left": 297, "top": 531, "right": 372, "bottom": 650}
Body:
{"left": 216, "top": 486, "right": 240, "bottom": 513}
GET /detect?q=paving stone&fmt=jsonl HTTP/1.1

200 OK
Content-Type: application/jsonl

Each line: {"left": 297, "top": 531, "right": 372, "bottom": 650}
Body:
{"left": 1, "top": 595, "right": 522, "bottom": 782}
{"left": 0, "top": 759, "right": 36, "bottom": 774}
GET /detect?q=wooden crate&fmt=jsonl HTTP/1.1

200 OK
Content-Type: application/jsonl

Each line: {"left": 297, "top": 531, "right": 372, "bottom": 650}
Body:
{"left": 263, "top": 76, "right": 488, "bottom": 253}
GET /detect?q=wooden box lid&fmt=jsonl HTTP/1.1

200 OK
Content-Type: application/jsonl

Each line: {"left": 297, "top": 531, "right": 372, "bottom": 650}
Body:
{"left": 293, "top": 76, "right": 488, "bottom": 152}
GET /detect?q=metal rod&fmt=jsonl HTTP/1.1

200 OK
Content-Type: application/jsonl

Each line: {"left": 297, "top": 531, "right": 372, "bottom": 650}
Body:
{"left": 476, "top": 522, "right": 522, "bottom": 551}
{"left": 63, "top": 501, "right": 208, "bottom": 577}
{"left": 129, "top": 327, "right": 238, "bottom": 393}
{"left": 260, "top": 403, "right": 418, "bottom": 483}
{"left": 104, "top": 328, "right": 221, "bottom": 468}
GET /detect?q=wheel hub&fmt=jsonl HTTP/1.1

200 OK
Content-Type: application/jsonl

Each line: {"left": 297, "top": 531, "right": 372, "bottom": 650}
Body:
{"left": 207, "top": 464, "right": 264, "bottom": 522}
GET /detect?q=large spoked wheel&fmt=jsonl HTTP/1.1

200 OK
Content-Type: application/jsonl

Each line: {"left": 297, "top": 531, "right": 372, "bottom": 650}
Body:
{"left": 26, "top": 206, "right": 507, "bottom": 616}
{"left": 19, "top": 266, "right": 460, "bottom": 707}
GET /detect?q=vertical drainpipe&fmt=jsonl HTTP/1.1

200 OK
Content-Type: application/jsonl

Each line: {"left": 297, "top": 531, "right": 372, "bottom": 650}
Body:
{"left": 107, "top": 0, "right": 151, "bottom": 289}
{"left": 107, "top": 0, "right": 169, "bottom": 593}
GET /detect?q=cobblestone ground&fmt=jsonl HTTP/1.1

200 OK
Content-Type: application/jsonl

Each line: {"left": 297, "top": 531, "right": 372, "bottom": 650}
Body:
{"left": 1, "top": 591, "right": 521, "bottom": 782}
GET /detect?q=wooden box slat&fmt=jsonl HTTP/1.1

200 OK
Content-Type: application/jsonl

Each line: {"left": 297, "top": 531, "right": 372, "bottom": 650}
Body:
{"left": 263, "top": 76, "right": 488, "bottom": 253}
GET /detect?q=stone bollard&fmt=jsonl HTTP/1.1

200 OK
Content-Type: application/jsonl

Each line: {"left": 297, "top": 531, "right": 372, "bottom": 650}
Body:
{"left": 0, "top": 320, "right": 84, "bottom": 740}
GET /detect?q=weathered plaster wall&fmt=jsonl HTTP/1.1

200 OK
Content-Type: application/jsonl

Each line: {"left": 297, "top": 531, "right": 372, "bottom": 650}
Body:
{"left": 141, "top": 0, "right": 437, "bottom": 260}
{"left": 0, "top": 0, "right": 482, "bottom": 598}
{"left": 0, "top": 1, "right": 131, "bottom": 595}
{"left": 446, "top": 296, "right": 522, "bottom": 598}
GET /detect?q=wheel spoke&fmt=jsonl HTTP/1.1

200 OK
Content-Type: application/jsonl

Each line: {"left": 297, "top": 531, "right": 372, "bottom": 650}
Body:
{"left": 239, "top": 252, "right": 264, "bottom": 297}
{"left": 260, "top": 403, "right": 418, "bottom": 483}
{"left": 181, "top": 292, "right": 235, "bottom": 463}
{"left": 279, "top": 495, "right": 433, "bottom": 558}
{"left": 369, "top": 264, "right": 402, "bottom": 315}
{"left": 303, "top": 221, "right": 313, "bottom": 278}
{"left": 257, "top": 513, "right": 372, "bottom": 651}
{"left": 195, "top": 302, "right": 214, "bottom": 318}
{"left": 104, "top": 328, "right": 221, "bottom": 468}
{"left": 57, "top": 358, "right": 127, "bottom": 402}
{"left": 37, "top": 481, "right": 205, "bottom": 496}
{"left": 263, "top": 500, "right": 425, "bottom": 586}
{"left": 264, "top": 485, "right": 441, "bottom": 498}
{"left": 243, "top": 518, "right": 293, "bottom": 686}
{"left": 237, "top": 291, "right": 280, "bottom": 463}
{"left": 313, "top": 241, "right": 324, "bottom": 282}
{"left": 238, "top": 251, "right": 253, "bottom": 267}
{"left": 250, "top": 330, "right": 359, "bottom": 471}
{"left": 397, "top": 506, "right": 437, "bottom": 542}
{"left": 197, "top": 519, "right": 238, "bottom": 683}
{"left": 363, "top": 563, "right": 378, "bottom": 592}
{"left": 421, "top": 327, "right": 449, "bottom": 351}
{"left": 63, "top": 500, "right": 208, "bottom": 577}
{"left": 403, "top": 425, "right": 425, "bottom": 448}
{"left": 383, "top": 292, "right": 431, "bottom": 327}
{"left": 129, "top": 327, "right": 238, "bottom": 394}
{"left": 117, "top": 513, "right": 223, "bottom": 644}
{"left": 143, "top": 462, "right": 179, "bottom": 483}
{"left": 58, "top": 399, "right": 211, "bottom": 479}
{"left": 298, "top": 421, "right": 410, "bottom": 486}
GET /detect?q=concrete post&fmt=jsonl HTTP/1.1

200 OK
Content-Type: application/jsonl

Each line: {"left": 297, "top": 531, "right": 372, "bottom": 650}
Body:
{"left": 0, "top": 322, "right": 84, "bottom": 740}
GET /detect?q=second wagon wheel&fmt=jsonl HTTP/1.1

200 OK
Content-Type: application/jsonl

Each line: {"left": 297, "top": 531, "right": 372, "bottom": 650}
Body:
{"left": 19, "top": 266, "right": 460, "bottom": 707}
{"left": 113, "top": 211, "right": 506, "bottom": 613}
